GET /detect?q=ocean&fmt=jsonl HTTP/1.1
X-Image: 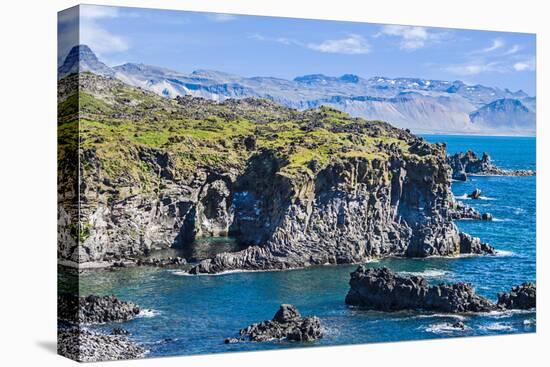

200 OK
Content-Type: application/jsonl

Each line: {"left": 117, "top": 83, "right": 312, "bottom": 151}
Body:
{"left": 60, "top": 135, "right": 536, "bottom": 357}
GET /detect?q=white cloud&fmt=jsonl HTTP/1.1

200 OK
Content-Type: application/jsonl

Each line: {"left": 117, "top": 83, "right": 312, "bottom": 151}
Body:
{"left": 479, "top": 38, "right": 505, "bottom": 53}
{"left": 205, "top": 13, "right": 237, "bottom": 22}
{"left": 79, "top": 5, "right": 129, "bottom": 56}
{"left": 444, "top": 62, "right": 505, "bottom": 76}
{"left": 251, "top": 33, "right": 371, "bottom": 55}
{"left": 503, "top": 44, "right": 521, "bottom": 55}
{"left": 377, "top": 25, "right": 442, "bottom": 50}
{"left": 514, "top": 57, "right": 536, "bottom": 71}
{"left": 80, "top": 5, "right": 120, "bottom": 19}
{"left": 249, "top": 33, "right": 301, "bottom": 47}
{"left": 307, "top": 34, "right": 371, "bottom": 55}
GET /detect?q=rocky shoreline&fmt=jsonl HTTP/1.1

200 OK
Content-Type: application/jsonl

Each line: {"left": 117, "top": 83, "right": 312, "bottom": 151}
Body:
{"left": 345, "top": 266, "right": 536, "bottom": 313}
{"left": 225, "top": 304, "right": 323, "bottom": 343}
{"left": 448, "top": 150, "right": 535, "bottom": 181}
{"left": 58, "top": 294, "right": 140, "bottom": 324}
{"left": 58, "top": 294, "right": 145, "bottom": 361}
{"left": 59, "top": 73, "right": 505, "bottom": 275}
{"left": 58, "top": 327, "right": 146, "bottom": 362}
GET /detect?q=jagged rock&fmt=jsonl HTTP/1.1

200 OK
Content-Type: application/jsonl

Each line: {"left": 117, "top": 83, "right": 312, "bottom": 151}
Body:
{"left": 452, "top": 321, "right": 466, "bottom": 330}
{"left": 235, "top": 304, "right": 323, "bottom": 342}
{"left": 345, "top": 266, "right": 495, "bottom": 313}
{"left": 111, "top": 327, "right": 130, "bottom": 335}
{"left": 459, "top": 232, "right": 495, "bottom": 255}
{"left": 58, "top": 328, "right": 145, "bottom": 362}
{"left": 448, "top": 150, "right": 535, "bottom": 179}
{"left": 497, "top": 283, "right": 536, "bottom": 310}
{"left": 468, "top": 188, "right": 482, "bottom": 199}
{"left": 481, "top": 213, "right": 493, "bottom": 221}
{"left": 136, "top": 256, "right": 187, "bottom": 267}
{"left": 58, "top": 294, "right": 140, "bottom": 324}
{"left": 60, "top": 72, "right": 495, "bottom": 274}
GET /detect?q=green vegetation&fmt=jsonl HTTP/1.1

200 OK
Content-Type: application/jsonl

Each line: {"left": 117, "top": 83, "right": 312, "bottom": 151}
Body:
{"left": 58, "top": 72, "right": 425, "bottom": 195}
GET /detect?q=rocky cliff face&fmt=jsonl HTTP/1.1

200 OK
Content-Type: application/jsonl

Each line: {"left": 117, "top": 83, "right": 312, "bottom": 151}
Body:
{"left": 58, "top": 72, "right": 493, "bottom": 270}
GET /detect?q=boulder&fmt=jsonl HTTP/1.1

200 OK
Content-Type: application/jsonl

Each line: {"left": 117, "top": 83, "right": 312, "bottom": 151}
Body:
{"left": 468, "top": 188, "right": 482, "bottom": 199}
{"left": 232, "top": 304, "right": 323, "bottom": 343}
{"left": 497, "top": 283, "right": 536, "bottom": 310}
{"left": 345, "top": 266, "right": 495, "bottom": 313}
{"left": 459, "top": 232, "right": 495, "bottom": 255}
{"left": 58, "top": 294, "right": 140, "bottom": 324}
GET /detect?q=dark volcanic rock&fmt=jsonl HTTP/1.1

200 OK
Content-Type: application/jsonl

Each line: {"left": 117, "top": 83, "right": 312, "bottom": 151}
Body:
{"left": 448, "top": 150, "right": 535, "bottom": 180}
{"left": 136, "top": 256, "right": 187, "bottom": 267}
{"left": 497, "top": 283, "right": 536, "bottom": 310}
{"left": 58, "top": 328, "right": 145, "bottom": 362}
{"left": 58, "top": 294, "right": 140, "bottom": 324}
{"left": 61, "top": 73, "right": 496, "bottom": 274}
{"left": 345, "top": 266, "right": 495, "bottom": 313}
{"left": 452, "top": 321, "right": 466, "bottom": 330}
{"left": 233, "top": 304, "right": 323, "bottom": 342}
{"left": 459, "top": 232, "right": 495, "bottom": 255}
{"left": 468, "top": 188, "right": 482, "bottom": 199}
{"left": 111, "top": 327, "right": 130, "bottom": 336}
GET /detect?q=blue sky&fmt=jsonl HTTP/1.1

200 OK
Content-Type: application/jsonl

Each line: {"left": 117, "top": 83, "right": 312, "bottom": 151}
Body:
{"left": 59, "top": 5, "right": 536, "bottom": 95}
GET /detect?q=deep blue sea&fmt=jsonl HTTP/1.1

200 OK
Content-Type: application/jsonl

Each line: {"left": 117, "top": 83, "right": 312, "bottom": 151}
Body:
{"left": 61, "top": 135, "right": 536, "bottom": 358}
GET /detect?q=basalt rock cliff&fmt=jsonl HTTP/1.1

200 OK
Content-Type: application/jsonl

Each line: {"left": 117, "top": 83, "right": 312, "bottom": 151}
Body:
{"left": 58, "top": 72, "right": 493, "bottom": 273}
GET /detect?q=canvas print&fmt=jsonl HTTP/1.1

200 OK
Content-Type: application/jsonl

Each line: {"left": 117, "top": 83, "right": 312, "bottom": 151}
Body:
{"left": 57, "top": 4, "right": 536, "bottom": 362}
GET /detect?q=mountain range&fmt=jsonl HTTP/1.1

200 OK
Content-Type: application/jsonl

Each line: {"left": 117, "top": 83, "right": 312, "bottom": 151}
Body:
{"left": 58, "top": 45, "right": 536, "bottom": 135}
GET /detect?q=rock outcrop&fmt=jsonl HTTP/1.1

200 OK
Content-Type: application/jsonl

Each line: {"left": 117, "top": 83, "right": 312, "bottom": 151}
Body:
{"left": 59, "top": 72, "right": 495, "bottom": 274}
{"left": 468, "top": 188, "right": 482, "bottom": 199}
{"left": 497, "top": 283, "right": 536, "bottom": 310}
{"left": 345, "top": 267, "right": 495, "bottom": 313}
{"left": 450, "top": 200, "right": 492, "bottom": 221}
{"left": 448, "top": 150, "right": 535, "bottom": 181}
{"left": 227, "top": 304, "right": 323, "bottom": 343}
{"left": 58, "top": 294, "right": 140, "bottom": 324}
{"left": 58, "top": 327, "right": 145, "bottom": 362}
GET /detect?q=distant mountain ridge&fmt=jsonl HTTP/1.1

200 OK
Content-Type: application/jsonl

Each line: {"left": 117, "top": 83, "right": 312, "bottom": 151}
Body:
{"left": 58, "top": 45, "right": 536, "bottom": 135}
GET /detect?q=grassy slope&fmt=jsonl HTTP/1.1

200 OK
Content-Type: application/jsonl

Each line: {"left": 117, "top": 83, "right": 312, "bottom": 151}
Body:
{"left": 58, "top": 72, "right": 423, "bottom": 199}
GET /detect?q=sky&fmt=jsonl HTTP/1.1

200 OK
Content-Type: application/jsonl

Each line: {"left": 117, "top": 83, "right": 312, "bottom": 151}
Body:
{"left": 58, "top": 5, "right": 536, "bottom": 95}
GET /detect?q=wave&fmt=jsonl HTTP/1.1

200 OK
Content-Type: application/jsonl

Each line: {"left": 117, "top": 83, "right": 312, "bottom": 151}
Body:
{"left": 137, "top": 309, "right": 160, "bottom": 318}
{"left": 479, "top": 309, "right": 534, "bottom": 318}
{"left": 479, "top": 322, "right": 514, "bottom": 331}
{"left": 494, "top": 250, "right": 516, "bottom": 257}
{"left": 413, "top": 313, "right": 466, "bottom": 321}
{"left": 492, "top": 218, "right": 512, "bottom": 222}
{"left": 399, "top": 270, "right": 451, "bottom": 278}
{"left": 456, "top": 194, "right": 496, "bottom": 201}
{"left": 425, "top": 322, "right": 470, "bottom": 334}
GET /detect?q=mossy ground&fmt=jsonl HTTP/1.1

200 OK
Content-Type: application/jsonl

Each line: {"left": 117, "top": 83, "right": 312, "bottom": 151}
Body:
{"left": 58, "top": 72, "right": 422, "bottom": 194}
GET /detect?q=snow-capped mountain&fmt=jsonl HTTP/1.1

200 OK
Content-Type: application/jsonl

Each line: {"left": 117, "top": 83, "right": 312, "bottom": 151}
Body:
{"left": 58, "top": 45, "right": 536, "bottom": 135}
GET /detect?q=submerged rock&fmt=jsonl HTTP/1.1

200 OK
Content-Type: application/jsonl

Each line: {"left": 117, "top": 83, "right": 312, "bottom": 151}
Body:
{"left": 58, "top": 328, "right": 145, "bottom": 362}
{"left": 452, "top": 321, "right": 466, "bottom": 330}
{"left": 497, "top": 283, "right": 536, "bottom": 310}
{"left": 58, "top": 294, "right": 140, "bottom": 324}
{"left": 468, "top": 188, "right": 482, "bottom": 199}
{"left": 345, "top": 266, "right": 495, "bottom": 313}
{"left": 232, "top": 304, "right": 323, "bottom": 342}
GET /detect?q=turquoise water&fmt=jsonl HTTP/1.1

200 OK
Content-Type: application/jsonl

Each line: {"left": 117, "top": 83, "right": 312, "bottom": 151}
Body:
{"left": 62, "top": 135, "right": 536, "bottom": 357}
